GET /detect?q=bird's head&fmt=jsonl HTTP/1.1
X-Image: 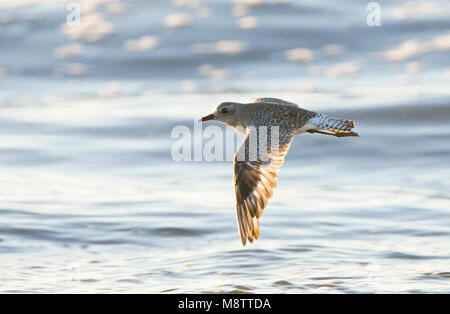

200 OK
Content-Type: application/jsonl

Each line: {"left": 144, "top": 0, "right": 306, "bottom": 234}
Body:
{"left": 199, "top": 102, "right": 244, "bottom": 129}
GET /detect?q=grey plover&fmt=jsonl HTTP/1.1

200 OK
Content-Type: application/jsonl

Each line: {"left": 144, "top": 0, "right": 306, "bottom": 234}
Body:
{"left": 200, "top": 98, "right": 358, "bottom": 245}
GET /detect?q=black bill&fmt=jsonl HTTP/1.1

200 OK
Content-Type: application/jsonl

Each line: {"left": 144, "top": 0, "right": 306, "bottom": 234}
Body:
{"left": 199, "top": 113, "right": 215, "bottom": 122}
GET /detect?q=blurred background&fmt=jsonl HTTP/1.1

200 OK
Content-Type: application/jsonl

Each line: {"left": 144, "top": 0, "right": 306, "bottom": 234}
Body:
{"left": 0, "top": 0, "right": 449, "bottom": 293}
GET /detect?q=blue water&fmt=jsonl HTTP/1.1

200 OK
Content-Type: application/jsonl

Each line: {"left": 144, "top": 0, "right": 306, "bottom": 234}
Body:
{"left": 0, "top": 0, "right": 449, "bottom": 293}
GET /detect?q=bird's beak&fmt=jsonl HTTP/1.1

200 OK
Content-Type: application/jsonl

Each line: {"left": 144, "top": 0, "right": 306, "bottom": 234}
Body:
{"left": 199, "top": 113, "right": 215, "bottom": 122}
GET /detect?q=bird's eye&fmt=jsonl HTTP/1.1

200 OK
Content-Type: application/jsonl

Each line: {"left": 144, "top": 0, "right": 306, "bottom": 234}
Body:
{"left": 221, "top": 108, "right": 229, "bottom": 114}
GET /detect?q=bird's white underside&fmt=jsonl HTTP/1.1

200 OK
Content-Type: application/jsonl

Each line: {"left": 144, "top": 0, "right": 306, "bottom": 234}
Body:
{"left": 294, "top": 122, "right": 317, "bottom": 135}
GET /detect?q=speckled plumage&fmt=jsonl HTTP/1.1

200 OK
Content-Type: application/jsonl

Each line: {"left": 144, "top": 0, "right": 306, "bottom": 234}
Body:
{"left": 200, "top": 97, "right": 358, "bottom": 246}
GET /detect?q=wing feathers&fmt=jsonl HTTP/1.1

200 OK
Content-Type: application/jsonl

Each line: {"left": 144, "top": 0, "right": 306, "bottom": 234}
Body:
{"left": 249, "top": 97, "right": 298, "bottom": 108}
{"left": 234, "top": 128, "right": 293, "bottom": 245}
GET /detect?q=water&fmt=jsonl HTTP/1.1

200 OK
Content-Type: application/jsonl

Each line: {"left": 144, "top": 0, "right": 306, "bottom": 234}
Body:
{"left": 0, "top": 0, "right": 449, "bottom": 293}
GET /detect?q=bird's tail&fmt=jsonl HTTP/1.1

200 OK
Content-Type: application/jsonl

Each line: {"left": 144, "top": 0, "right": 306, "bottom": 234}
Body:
{"left": 308, "top": 113, "right": 358, "bottom": 137}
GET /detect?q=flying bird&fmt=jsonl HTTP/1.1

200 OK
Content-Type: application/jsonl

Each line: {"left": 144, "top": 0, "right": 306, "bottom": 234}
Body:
{"left": 199, "top": 98, "right": 358, "bottom": 245}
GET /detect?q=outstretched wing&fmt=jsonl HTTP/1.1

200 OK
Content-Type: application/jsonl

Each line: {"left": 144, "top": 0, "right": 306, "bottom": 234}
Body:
{"left": 233, "top": 126, "right": 294, "bottom": 245}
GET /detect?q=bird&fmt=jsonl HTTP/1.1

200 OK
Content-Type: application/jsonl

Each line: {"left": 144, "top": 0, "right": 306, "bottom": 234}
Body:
{"left": 199, "top": 98, "right": 358, "bottom": 246}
